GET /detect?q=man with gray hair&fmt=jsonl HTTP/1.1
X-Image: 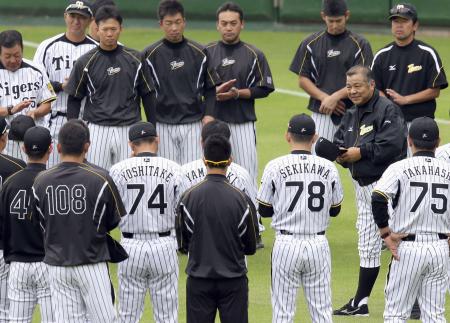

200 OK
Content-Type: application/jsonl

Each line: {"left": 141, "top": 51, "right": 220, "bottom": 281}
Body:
{"left": 333, "top": 65, "right": 406, "bottom": 316}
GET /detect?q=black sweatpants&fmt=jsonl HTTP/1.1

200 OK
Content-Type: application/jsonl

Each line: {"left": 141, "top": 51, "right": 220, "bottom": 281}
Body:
{"left": 186, "top": 275, "right": 248, "bottom": 323}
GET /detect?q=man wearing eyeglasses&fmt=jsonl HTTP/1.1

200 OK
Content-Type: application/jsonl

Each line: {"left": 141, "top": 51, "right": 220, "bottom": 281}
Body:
{"left": 371, "top": 3, "right": 448, "bottom": 158}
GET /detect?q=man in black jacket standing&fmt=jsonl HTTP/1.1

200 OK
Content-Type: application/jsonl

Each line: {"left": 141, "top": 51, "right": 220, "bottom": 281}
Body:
{"left": 333, "top": 65, "right": 406, "bottom": 316}
{"left": 177, "top": 134, "right": 257, "bottom": 323}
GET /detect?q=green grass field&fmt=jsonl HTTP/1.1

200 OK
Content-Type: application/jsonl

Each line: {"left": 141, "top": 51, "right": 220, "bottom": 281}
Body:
{"left": 2, "top": 21, "right": 450, "bottom": 322}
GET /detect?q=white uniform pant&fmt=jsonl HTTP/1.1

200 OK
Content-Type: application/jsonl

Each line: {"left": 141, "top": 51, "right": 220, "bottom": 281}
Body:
{"left": 311, "top": 112, "right": 339, "bottom": 142}
{"left": 271, "top": 233, "right": 332, "bottom": 323}
{"left": 87, "top": 123, "right": 131, "bottom": 170}
{"left": 47, "top": 115, "right": 67, "bottom": 168}
{"left": 0, "top": 251, "right": 9, "bottom": 323}
{"left": 228, "top": 122, "right": 258, "bottom": 186}
{"left": 156, "top": 121, "right": 202, "bottom": 165}
{"left": 8, "top": 262, "right": 53, "bottom": 323}
{"left": 118, "top": 235, "right": 178, "bottom": 323}
{"left": 353, "top": 180, "right": 382, "bottom": 268}
{"left": 48, "top": 262, "right": 117, "bottom": 323}
{"left": 384, "top": 236, "right": 448, "bottom": 323}
{"left": 5, "top": 140, "right": 26, "bottom": 162}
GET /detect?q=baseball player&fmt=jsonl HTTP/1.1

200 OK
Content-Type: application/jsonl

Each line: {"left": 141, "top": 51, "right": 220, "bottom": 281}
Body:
{"left": 31, "top": 121, "right": 126, "bottom": 322}
{"left": 333, "top": 65, "right": 407, "bottom": 316}
{"left": 33, "top": 0, "right": 97, "bottom": 167}
{"left": 257, "top": 114, "right": 343, "bottom": 323}
{"left": 205, "top": 2, "right": 275, "bottom": 183}
{"left": 371, "top": 3, "right": 448, "bottom": 157}
{"left": 142, "top": 0, "right": 214, "bottom": 165}
{"left": 372, "top": 117, "right": 449, "bottom": 322}
{"left": 0, "top": 126, "right": 53, "bottom": 323}
{"left": 181, "top": 119, "right": 264, "bottom": 247}
{"left": 6, "top": 115, "right": 35, "bottom": 162}
{"left": 109, "top": 122, "right": 185, "bottom": 323}
{"left": 65, "top": 5, "right": 154, "bottom": 170}
{"left": 0, "top": 30, "right": 56, "bottom": 159}
{"left": 177, "top": 134, "right": 257, "bottom": 323}
{"left": 88, "top": 0, "right": 117, "bottom": 42}
{"left": 290, "top": 0, "right": 373, "bottom": 142}
{"left": 0, "top": 117, "right": 25, "bottom": 322}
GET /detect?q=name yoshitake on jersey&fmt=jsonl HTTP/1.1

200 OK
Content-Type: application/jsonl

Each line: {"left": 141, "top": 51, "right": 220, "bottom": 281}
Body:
{"left": 33, "top": 33, "right": 97, "bottom": 114}
{"left": 110, "top": 155, "right": 188, "bottom": 234}
{"left": 257, "top": 154, "right": 343, "bottom": 234}
{"left": 374, "top": 156, "right": 450, "bottom": 234}
{"left": 0, "top": 58, "right": 56, "bottom": 126}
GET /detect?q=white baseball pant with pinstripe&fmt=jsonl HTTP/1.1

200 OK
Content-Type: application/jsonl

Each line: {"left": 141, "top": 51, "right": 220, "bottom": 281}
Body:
{"left": 48, "top": 262, "right": 117, "bottom": 323}
{"left": 353, "top": 180, "right": 382, "bottom": 268}
{"left": 87, "top": 124, "right": 131, "bottom": 170}
{"left": 228, "top": 122, "right": 258, "bottom": 185}
{"left": 47, "top": 115, "right": 66, "bottom": 168}
{"left": 156, "top": 121, "right": 202, "bottom": 165}
{"left": 384, "top": 236, "right": 448, "bottom": 323}
{"left": 0, "top": 251, "right": 8, "bottom": 323}
{"left": 118, "top": 234, "right": 178, "bottom": 323}
{"left": 8, "top": 262, "right": 53, "bottom": 323}
{"left": 311, "top": 112, "right": 339, "bottom": 142}
{"left": 271, "top": 234, "right": 332, "bottom": 323}
{"left": 5, "top": 141, "right": 27, "bottom": 162}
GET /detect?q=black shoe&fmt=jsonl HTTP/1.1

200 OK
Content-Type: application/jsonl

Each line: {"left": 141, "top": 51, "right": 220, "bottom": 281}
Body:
{"left": 256, "top": 236, "right": 264, "bottom": 249}
{"left": 410, "top": 300, "right": 421, "bottom": 320}
{"left": 333, "top": 298, "right": 369, "bottom": 316}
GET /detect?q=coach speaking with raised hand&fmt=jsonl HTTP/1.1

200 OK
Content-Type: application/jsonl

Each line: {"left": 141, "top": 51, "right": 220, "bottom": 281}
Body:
{"left": 332, "top": 65, "right": 406, "bottom": 316}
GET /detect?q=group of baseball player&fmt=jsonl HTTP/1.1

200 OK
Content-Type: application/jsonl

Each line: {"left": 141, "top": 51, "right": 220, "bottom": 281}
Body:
{"left": 0, "top": 0, "right": 448, "bottom": 322}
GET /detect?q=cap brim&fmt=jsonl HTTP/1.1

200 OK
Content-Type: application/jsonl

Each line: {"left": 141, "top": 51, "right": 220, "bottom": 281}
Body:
{"left": 389, "top": 13, "right": 413, "bottom": 20}
{"left": 65, "top": 9, "right": 92, "bottom": 17}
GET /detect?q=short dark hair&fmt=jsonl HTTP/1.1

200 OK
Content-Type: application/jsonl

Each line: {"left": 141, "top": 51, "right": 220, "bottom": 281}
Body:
{"left": 158, "top": 0, "right": 184, "bottom": 20}
{"left": 92, "top": 0, "right": 116, "bottom": 16}
{"left": 411, "top": 138, "right": 439, "bottom": 151}
{"left": 290, "top": 133, "right": 315, "bottom": 143}
{"left": 0, "top": 30, "right": 23, "bottom": 53}
{"left": 58, "top": 121, "right": 88, "bottom": 156}
{"left": 95, "top": 5, "right": 122, "bottom": 25}
{"left": 70, "top": 119, "right": 90, "bottom": 142}
{"left": 131, "top": 136, "right": 157, "bottom": 146}
{"left": 201, "top": 120, "right": 231, "bottom": 141}
{"left": 25, "top": 147, "right": 48, "bottom": 160}
{"left": 346, "top": 65, "right": 374, "bottom": 83}
{"left": 216, "top": 2, "right": 244, "bottom": 21}
{"left": 204, "top": 135, "right": 231, "bottom": 169}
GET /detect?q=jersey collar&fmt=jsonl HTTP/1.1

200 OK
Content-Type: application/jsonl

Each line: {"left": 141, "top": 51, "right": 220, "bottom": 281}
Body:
{"left": 291, "top": 150, "right": 311, "bottom": 155}
{"left": 135, "top": 152, "right": 157, "bottom": 157}
{"left": 26, "top": 163, "right": 46, "bottom": 171}
{"left": 413, "top": 151, "right": 435, "bottom": 158}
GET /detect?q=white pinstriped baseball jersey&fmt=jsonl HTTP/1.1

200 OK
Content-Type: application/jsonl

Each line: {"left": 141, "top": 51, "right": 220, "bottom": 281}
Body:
{"left": 0, "top": 58, "right": 56, "bottom": 126}
{"left": 33, "top": 33, "right": 97, "bottom": 114}
{"left": 181, "top": 158, "right": 256, "bottom": 199}
{"left": 436, "top": 143, "right": 450, "bottom": 163}
{"left": 110, "top": 154, "right": 186, "bottom": 233}
{"left": 258, "top": 152, "right": 343, "bottom": 234}
{"left": 374, "top": 155, "right": 450, "bottom": 234}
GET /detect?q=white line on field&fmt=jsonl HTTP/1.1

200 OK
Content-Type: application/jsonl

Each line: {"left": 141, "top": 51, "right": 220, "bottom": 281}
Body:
{"left": 23, "top": 40, "right": 450, "bottom": 125}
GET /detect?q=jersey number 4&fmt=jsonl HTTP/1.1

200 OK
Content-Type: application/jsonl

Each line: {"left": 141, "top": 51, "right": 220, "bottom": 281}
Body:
{"left": 410, "top": 181, "right": 448, "bottom": 214}
{"left": 127, "top": 183, "right": 167, "bottom": 215}
{"left": 286, "top": 181, "right": 325, "bottom": 212}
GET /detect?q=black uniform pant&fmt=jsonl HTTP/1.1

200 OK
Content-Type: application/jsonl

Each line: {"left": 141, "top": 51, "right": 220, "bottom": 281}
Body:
{"left": 186, "top": 275, "right": 248, "bottom": 323}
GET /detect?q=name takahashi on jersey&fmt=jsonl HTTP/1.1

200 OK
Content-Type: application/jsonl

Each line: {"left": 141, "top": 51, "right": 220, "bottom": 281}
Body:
{"left": 403, "top": 161, "right": 450, "bottom": 180}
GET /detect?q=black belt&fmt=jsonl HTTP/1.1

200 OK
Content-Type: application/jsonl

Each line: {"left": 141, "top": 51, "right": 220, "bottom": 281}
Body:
{"left": 51, "top": 111, "right": 67, "bottom": 119}
{"left": 280, "top": 230, "right": 325, "bottom": 236}
{"left": 402, "top": 233, "right": 448, "bottom": 241}
{"left": 122, "top": 231, "right": 171, "bottom": 238}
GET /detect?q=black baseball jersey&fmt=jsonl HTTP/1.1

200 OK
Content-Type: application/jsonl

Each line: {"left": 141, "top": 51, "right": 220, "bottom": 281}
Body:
{"left": 142, "top": 38, "right": 214, "bottom": 124}
{"left": 177, "top": 174, "right": 257, "bottom": 279}
{"left": 371, "top": 39, "right": 448, "bottom": 121}
{"left": 290, "top": 30, "right": 373, "bottom": 116}
{"left": 0, "top": 163, "right": 46, "bottom": 263}
{"left": 31, "top": 162, "right": 126, "bottom": 266}
{"left": 65, "top": 45, "right": 154, "bottom": 126}
{"left": 205, "top": 41, "right": 274, "bottom": 123}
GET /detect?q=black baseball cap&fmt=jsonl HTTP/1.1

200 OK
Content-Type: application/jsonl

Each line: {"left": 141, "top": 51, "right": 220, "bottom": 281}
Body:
{"left": 315, "top": 137, "right": 341, "bottom": 161}
{"left": 409, "top": 117, "right": 439, "bottom": 143}
{"left": 0, "top": 118, "right": 8, "bottom": 135}
{"left": 8, "top": 115, "right": 35, "bottom": 141}
{"left": 65, "top": 0, "right": 93, "bottom": 17}
{"left": 288, "top": 114, "right": 316, "bottom": 136}
{"left": 389, "top": 3, "right": 418, "bottom": 21}
{"left": 24, "top": 126, "right": 52, "bottom": 155}
{"left": 322, "top": 0, "right": 348, "bottom": 16}
{"left": 129, "top": 122, "right": 157, "bottom": 142}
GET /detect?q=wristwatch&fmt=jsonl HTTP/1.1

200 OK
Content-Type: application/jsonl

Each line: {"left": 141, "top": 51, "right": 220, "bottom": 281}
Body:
{"left": 6, "top": 105, "right": 13, "bottom": 115}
